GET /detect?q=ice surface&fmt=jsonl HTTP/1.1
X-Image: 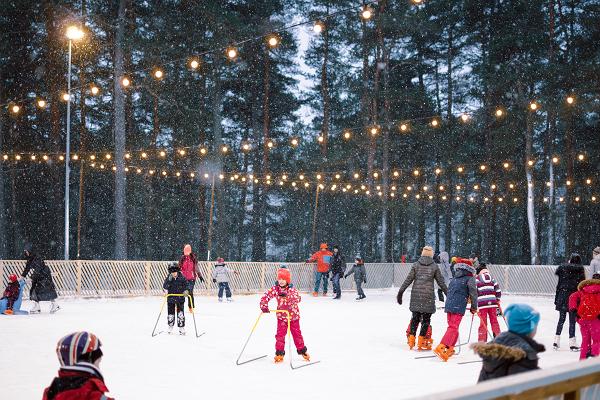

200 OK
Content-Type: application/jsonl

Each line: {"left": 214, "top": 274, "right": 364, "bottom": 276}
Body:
{"left": 0, "top": 290, "right": 581, "bottom": 399}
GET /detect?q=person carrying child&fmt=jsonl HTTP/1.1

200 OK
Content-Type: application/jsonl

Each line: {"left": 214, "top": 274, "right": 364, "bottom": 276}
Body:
{"left": 212, "top": 257, "right": 239, "bottom": 302}
{"left": 259, "top": 266, "right": 310, "bottom": 363}
{"left": 568, "top": 273, "right": 600, "bottom": 360}
{"left": 345, "top": 256, "right": 367, "bottom": 300}
{"left": 163, "top": 263, "right": 189, "bottom": 335}
{"left": 434, "top": 257, "right": 478, "bottom": 361}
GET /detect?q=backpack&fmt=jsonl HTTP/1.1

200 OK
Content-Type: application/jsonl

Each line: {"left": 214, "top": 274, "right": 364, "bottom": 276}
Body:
{"left": 577, "top": 291, "right": 600, "bottom": 320}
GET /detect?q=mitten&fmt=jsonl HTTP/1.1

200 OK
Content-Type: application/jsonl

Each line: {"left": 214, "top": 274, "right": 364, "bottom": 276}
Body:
{"left": 212, "top": 278, "right": 217, "bottom": 283}
{"left": 261, "top": 307, "right": 269, "bottom": 313}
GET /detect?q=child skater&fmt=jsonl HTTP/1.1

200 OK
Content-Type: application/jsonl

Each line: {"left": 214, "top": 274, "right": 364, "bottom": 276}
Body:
{"left": 260, "top": 266, "right": 310, "bottom": 363}
{"left": 163, "top": 263, "right": 189, "bottom": 335}
{"left": 568, "top": 273, "right": 600, "bottom": 360}
{"left": 212, "top": 257, "right": 239, "bottom": 302}
{"left": 476, "top": 263, "right": 502, "bottom": 342}
{"left": 434, "top": 257, "right": 478, "bottom": 361}
{"left": 345, "top": 256, "right": 367, "bottom": 300}
{"left": 1, "top": 274, "right": 21, "bottom": 315}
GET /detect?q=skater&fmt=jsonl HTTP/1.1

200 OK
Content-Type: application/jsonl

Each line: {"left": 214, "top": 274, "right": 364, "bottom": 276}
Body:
{"left": 434, "top": 257, "right": 478, "bottom": 361}
{"left": 345, "top": 256, "right": 367, "bottom": 300}
{"left": 591, "top": 246, "right": 600, "bottom": 273}
{"left": 553, "top": 253, "right": 586, "bottom": 351}
{"left": 1, "top": 274, "right": 20, "bottom": 315}
{"left": 437, "top": 251, "right": 453, "bottom": 302}
{"left": 178, "top": 244, "right": 204, "bottom": 311}
{"left": 476, "top": 264, "right": 502, "bottom": 342}
{"left": 212, "top": 257, "right": 239, "bottom": 302}
{"left": 21, "top": 243, "right": 59, "bottom": 314}
{"left": 163, "top": 263, "right": 188, "bottom": 335}
{"left": 43, "top": 331, "right": 114, "bottom": 400}
{"left": 397, "top": 246, "right": 448, "bottom": 351}
{"left": 568, "top": 273, "right": 600, "bottom": 360}
{"left": 259, "top": 267, "right": 310, "bottom": 363}
{"left": 329, "top": 246, "right": 346, "bottom": 299}
{"left": 472, "top": 303, "right": 544, "bottom": 382}
{"left": 306, "top": 243, "right": 333, "bottom": 297}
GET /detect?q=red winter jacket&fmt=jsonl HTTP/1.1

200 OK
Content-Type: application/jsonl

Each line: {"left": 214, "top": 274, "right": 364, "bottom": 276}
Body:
{"left": 260, "top": 284, "right": 301, "bottom": 321}
{"left": 308, "top": 250, "right": 333, "bottom": 273}
{"left": 43, "top": 365, "right": 114, "bottom": 400}
{"left": 179, "top": 253, "right": 200, "bottom": 281}
{"left": 2, "top": 281, "right": 20, "bottom": 310}
{"left": 568, "top": 278, "right": 600, "bottom": 321}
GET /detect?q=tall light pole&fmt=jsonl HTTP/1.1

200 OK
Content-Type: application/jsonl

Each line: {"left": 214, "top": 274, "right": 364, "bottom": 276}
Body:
{"left": 64, "top": 26, "right": 84, "bottom": 260}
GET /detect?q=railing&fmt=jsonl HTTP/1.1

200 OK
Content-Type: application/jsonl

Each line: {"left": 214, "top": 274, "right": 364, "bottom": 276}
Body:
{"left": 409, "top": 357, "right": 600, "bottom": 400}
{"left": 0, "top": 260, "right": 595, "bottom": 299}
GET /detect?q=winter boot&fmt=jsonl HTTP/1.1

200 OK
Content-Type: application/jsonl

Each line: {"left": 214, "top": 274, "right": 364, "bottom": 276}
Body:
{"left": 417, "top": 336, "right": 428, "bottom": 351}
{"left": 3, "top": 309, "right": 13, "bottom": 315}
{"left": 312, "top": 292, "right": 318, "bottom": 297}
{"left": 179, "top": 327, "right": 186, "bottom": 336}
{"left": 50, "top": 302, "right": 60, "bottom": 314}
{"left": 569, "top": 337, "right": 580, "bottom": 352}
{"left": 407, "top": 335, "right": 416, "bottom": 350}
{"left": 298, "top": 347, "right": 310, "bottom": 361}
{"left": 274, "top": 351, "right": 285, "bottom": 363}
{"left": 30, "top": 302, "right": 41, "bottom": 314}
{"left": 553, "top": 335, "right": 560, "bottom": 350}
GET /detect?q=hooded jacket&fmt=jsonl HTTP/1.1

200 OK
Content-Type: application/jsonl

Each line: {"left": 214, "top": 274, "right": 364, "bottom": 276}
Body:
{"left": 438, "top": 251, "right": 454, "bottom": 286}
{"left": 554, "top": 263, "right": 586, "bottom": 312}
{"left": 472, "top": 331, "right": 545, "bottom": 382}
{"left": 476, "top": 269, "right": 501, "bottom": 310}
{"left": 397, "top": 256, "right": 448, "bottom": 314}
{"left": 444, "top": 262, "right": 478, "bottom": 315}
{"left": 260, "top": 284, "right": 301, "bottom": 321}
{"left": 212, "top": 263, "right": 233, "bottom": 283}
{"left": 568, "top": 278, "right": 600, "bottom": 320}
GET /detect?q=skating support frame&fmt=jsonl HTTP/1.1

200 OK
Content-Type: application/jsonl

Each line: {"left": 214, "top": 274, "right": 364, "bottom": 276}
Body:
{"left": 236, "top": 310, "right": 320, "bottom": 370}
{"left": 151, "top": 294, "right": 205, "bottom": 338}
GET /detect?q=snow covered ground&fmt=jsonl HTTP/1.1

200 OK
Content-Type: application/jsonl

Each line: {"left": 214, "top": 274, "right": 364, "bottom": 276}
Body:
{"left": 0, "top": 290, "right": 581, "bottom": 399}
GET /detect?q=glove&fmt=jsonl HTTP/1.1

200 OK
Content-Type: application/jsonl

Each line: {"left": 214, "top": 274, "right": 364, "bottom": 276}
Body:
{"left": 364, "top": 280, "right": 367, "bottom": 284}
{"left": 212, "top": 278, "right": 217, "bottom": 283}
{"left": 343, "top": 275, "right": 347, "bottom": 279}
{"left": 261, "top": 307, "right": 269, "bottom": 313}
{"left": 470, "top": 308, "right": 477, "bottom": 315}
{"left": 496, "top": 308, "right": 502, "bottom": 316}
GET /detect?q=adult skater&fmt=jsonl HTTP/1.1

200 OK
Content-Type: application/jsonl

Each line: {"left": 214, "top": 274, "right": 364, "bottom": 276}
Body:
{"left": 329, "top": 245, "right": 346, "bottom": 299}
{"left": 21, "top": 243, "right": 59, "bottom": 314}
{"left": 553, "top": 253, "right": 586, "bottom": 351}
{"left": 591, "top": 247, "right": 600, "bottom": 273}
{"left": 397, "top": 246, "right": 448, "bottom": 351}
{"left": 178, "top": 244, "right": 204, "bottom": 311}
{"left": 437, "top": 251, "right": 453, "bottom": 301}
{"left": 307, "top": 243, "right": 333, "bottom": 297}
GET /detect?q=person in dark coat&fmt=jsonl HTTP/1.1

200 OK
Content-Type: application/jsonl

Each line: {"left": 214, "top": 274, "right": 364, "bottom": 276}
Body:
{"left": 21, "top": 243, "right": 59, "bottom": 314}
{"left": 397, "top": 246, "right": 448, "bottom": 351}
{"left": 163, "top": 263, "right": 189, "bottom": 335}
{"left": 329, "top": 246, "right": 346, "bottom": 300}
{"left": 553, "top": 253, "right": 586, "bottom": 351}
{"left": 472, "top": 303, "right": 544, "bottom": 382}
{"left": 345, "top": 256, "right": 367, "bottom": 300}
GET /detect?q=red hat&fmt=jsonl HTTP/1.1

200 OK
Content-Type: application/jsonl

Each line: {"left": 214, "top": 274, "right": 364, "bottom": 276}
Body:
{"left": 8, "top": 274, "right": 18, "bottom": 283}
{"left": 456, "top": 258, "right": 473, "bottom": 266}
{"left": 320, "top": 243, "right": 328, "bottom": 250}
{"left": 277, "top": 268, "right": 291, "bottom": 284}
{"left": 217, "top": 258, "right": 224, "bottom": 263}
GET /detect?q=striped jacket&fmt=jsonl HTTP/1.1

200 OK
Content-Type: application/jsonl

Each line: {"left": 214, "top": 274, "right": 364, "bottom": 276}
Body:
{"left": 476, "top": 269, "right": 501, "bottom": 310}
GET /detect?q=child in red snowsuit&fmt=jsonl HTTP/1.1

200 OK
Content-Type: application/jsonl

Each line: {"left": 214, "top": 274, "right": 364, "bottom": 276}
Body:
{"left": 2, "top": 274, "right": 20, "bottom": 315}
{"left": 260, "top": 267, "right": 310, "bottom": 363}
{"left": 568, "top": 274, "right": 600, "bottom": 360}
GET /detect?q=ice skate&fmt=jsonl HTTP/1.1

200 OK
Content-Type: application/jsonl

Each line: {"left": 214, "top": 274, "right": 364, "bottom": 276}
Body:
{"left": 553, "top": 335, "right": 560, "bottom": 350}
{"left": 179, "top": 327, "right": 186, "bottom": 336}
{"left": 407, "top": 334, "right": 416, "bottom": 350}
{"left": 274, "top": 352, "right": 285, "bottom": 363}
{"left": 3, "top": 309, "right": 13, "bottom": 315}
{"left": 50, "top": 302, "right": 60, "bottom": 314}
{"left": 226, "top": 298, "right": 233, "bottom": 302}
{"left": 322, "top": 292, "right": 328, "bottom": 297}
{"left": 332, "top": 294, "right": 341, "bottom": 300}
{"left": 30, "top": 302, "right": 41, "bottom": 314}
{"left": 312, "top": 292, "right": 318, "bottom": 297}
{"left": 301, "top": 353, "right": 311, "bottom": 361}
{"left": 167, "top": 325, "right": 174, "bottom": 334}
{"left": 433, "top": 344, "right": 454, "bottom": 362}
{"left": 424, "top": 337, "right": 434, "bottom": 351}
{"left": 218, "top": 297, "right": 223, "bottom": 302}
{"left": 417, "top": 336, "right": 430, "bottom": 351}
{"left": 569, "top": 337, "right": 579, "bottom": 352}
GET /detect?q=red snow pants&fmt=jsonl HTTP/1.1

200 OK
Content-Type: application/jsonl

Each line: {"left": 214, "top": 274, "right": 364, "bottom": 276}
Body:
{"left": 440, "top": 313, "right": 464, "bottom": 347}
{"left": 275, "top": 319, "right": 305, "bottom": 353}
{"left": 478, "top": 308, "right": 501, "bottom": 342}
{"left": 578, "top": 319, "right": 600, "bottom": 360}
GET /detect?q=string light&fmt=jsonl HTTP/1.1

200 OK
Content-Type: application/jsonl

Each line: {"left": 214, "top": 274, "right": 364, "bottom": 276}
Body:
{"left": 226, "top": 47, "right": 237, "bottom": 59}
{"left": 313, "top": 21, "right": 324, "bottom": 33}
{"left": 121, "top": 77, "right": 130, "bottom": 87}
{"left": 141, "top": 152, "right": 147, "bottom": 159}
{"left": 503, "top": 162, "right": 510, "bottom": 169}
{"left": 242, "top": 143, "right": 251, "bottom": 151}
{"left": 291, "top": 138, "right": 299, "bottom": 147}
{"left": 153, "top": 69, "right": 164, "bottom": 79}
{"left": 457, "top": 166, "right": 464, "bottom": 173}
{"left": 200, "top": 148, "right": 207, "bottom": 155}
{"left": 566, "top": 96, "right": 574, "bottom": 105}
{"left": 179, "top": 149, "right": 186, "bottom": 156}
{"left": 90, "top": 155, "right": 96, "bottom": 160}
{"left": 361, "top": 6, "right": 373, "bottom": 20}
{"left": 370, "top": 127, "right": 378, "bottom": 136}
{"left": 343, "top": 130, "right": 351, "bottom": 140}
{"left": 10, "top": 105, "right": 20, "bottom": 114}
{"left": 189, "top": 59, "right": 200, "bottom": 70}
{"left": 431, "top": 118, "right": 439, "bottom": 127}
{"left": 495, "top": 109, "right": 504, "bottom": 117}
{"left": 267, "top": 35, "right": 279, "bottom": 47}
{"left": 105, "top": 154, "right": 111, "bottom": 160}
{"left": 413, "top": 170, "right": 419, "bottom": 176}
{"left": 37, "top": 99, "right": 47, "bottom": 108}
{"left": 480, "top": 165, "right": 487, "bottom": 171}
{"left": 221, "top": 145, "right": 228, "bottom": 153}
{"left": 159, "top": 150, "right": 166, "bottom": 157}
{"left": 552, "top": 156, "right": 559, "bottom": 164}
{"left": 399, "top": 123, "right": 408, "bottom": 132}
{"left": 90, "top": 85, "right": 100, "bottom": 95}
{"left": 317, "top": 136, "right": 324, "bottom": 143}
{"left": 62, "top": 93, "right": 70, "bottom": 102}
{"left": 267, "top": 140, "right": 274, "bottom": 148}
{"left": 435, "top": 168, "right": 441, "bottom": 175}
{"left": 578, "top": 154, "right": 585, "bottom": 161}
{"left": 460, "top": 113, "right": 469, "bottom": 122}
{"left": 529, "top": 102, "right": 538, "bottom": 111}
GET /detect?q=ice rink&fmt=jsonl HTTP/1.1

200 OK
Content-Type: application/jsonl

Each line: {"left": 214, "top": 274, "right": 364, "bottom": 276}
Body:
{"left": 0, "top": 289, "right": 581, "bottom": 399}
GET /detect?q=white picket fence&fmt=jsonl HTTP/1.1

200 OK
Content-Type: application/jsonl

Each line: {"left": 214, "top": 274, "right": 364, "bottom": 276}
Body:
{"left": 0, "top": 260, "right": 596, "bottom": 299}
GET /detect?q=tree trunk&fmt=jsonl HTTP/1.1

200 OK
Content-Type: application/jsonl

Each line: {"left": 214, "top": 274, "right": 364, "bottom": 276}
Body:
{"left": 525, "top": 111, "right": 539, "bottom": 264}
{"left": 113, "top": 0, "right": 128, "bottom": 259}
{"left": 320, "top": 6, "right": 330, "bottom": 158}
{"left": 0, "top": 72, "right": 6, "bottom": 258}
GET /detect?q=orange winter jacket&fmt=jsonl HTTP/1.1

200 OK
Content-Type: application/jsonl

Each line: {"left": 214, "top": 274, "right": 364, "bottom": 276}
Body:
{"left": 308, "top": 250, "right": 333, "bottom": 273}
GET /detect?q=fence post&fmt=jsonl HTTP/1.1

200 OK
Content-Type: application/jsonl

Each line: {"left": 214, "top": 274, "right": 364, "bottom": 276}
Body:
{"left": 504, "top": 266, "right": 510, "bottom": 295}
{"left": 260, "top": 263, "right": 265, "bottom": 291}
{"left": 76, "top": 260, "right": 82, "bottom": 295}
{"left": 144, "top": 262, "right": 150, "bottom": 294}
{"left": 0, "top": 260, "right": 4, "bottom": 284}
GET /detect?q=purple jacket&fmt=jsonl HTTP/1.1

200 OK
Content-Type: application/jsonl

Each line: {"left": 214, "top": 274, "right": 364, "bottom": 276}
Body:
{"left": 476, "top": 269, "right": 501, "bottom": 310}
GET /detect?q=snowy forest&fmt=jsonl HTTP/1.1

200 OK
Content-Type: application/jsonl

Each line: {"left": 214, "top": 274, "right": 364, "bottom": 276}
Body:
{"left": 0, "top": 0, "right": 598, "bottom": 264}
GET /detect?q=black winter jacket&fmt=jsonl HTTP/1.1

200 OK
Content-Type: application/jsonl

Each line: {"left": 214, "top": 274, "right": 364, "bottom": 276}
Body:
{"left": 21, "top": 254, "right": 58, "bottom": 301}
{"left": 330, "top": 253, "right": 346, "bottom": 276}
{"left": 163, "top": 272, "right": 189, "bottom": 303}
{"left": 472, "top": 331, "right": 545, "bottom": 382}
{"left": 554, "top": 263, "right": 586, "bottom": 312}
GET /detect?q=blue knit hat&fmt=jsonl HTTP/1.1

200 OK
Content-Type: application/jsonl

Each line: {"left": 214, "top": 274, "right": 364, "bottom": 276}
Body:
{"left": 504, "top": 304, "right": 540, "bottom": 335}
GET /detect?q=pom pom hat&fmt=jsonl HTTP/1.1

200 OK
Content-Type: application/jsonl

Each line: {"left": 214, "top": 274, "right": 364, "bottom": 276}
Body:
{"left": 8, "top": 274, "right": 18, "bottom": 283}
{"left": 277, "top": 267, "right": 291, "bottom": 284}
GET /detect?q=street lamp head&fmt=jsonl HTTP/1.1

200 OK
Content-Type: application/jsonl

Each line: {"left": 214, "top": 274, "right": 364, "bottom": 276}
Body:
{"left": 66, "top": 26, "right": 84, "bottom": 40}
